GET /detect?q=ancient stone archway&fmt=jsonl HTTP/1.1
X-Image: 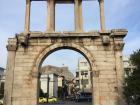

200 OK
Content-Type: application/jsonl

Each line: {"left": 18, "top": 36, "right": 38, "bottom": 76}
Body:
{"left": 4, "top": 0, "right": 128, "bottom": 105}
{"left": 5, "top": 30, "right": 127, "bottom": 105}
{"left": 34, "top": 43, "right": 96, "bottom": 104}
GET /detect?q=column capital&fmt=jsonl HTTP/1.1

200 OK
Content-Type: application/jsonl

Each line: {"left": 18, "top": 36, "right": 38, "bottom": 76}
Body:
{"left": 7, "top": 38, "right": 17, "bottom": 51}
{"left": 114, "top": 42, "right": 125, "bottom": 51}
{"left": 98, "top": 0, "right": 104, "bottom": 3}
{"left": 17, "top": 34, "right": 30, "bottom": 47}
{"left": 111, "top": 29, "right": 128, "bottom": 38}
{"left": 26, "top": 0, "right": 31, "bottom": 3}
{"left": 7, "top": 45, "right": 17, "bottom": 51}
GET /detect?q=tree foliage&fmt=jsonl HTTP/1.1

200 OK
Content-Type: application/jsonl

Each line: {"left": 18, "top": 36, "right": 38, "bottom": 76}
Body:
{"left": 123, "top": 49, "right": 140, "bottom": 105}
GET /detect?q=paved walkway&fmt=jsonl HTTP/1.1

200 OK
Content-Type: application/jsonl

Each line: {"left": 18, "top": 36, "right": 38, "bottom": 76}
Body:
{"left": 39, "top": 101, "right": 92, "bottom": 105}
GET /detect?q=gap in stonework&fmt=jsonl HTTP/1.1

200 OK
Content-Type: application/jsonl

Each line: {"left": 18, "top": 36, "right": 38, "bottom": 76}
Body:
{"left": 38, "top": 49, "right": 93, "bottom": 105}
{"left": 30, "top": 1, "right": 47, "bottom": 32}
{"left": 82, "top": 1, "right": 100, "bottom": 31}
{"left": 55, "top": 4, "right": 75, "bottom": 32}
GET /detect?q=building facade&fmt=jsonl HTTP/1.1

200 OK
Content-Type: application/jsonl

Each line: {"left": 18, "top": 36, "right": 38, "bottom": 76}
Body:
{"left": 40, "top": 73, "right": 58, "bottom": 97}
{"left": 123, "top": 57, "right": 134, "bottom": 77}
{"left": 0, "top": 67, "right": 5, "bottom": 99}
{"left": 40, "top": 65, "right": 74, "bottom": 98}
{"left": 41, "top": 65, "right": 74, "bottom": 81}
{"left": 76, "top": 58, "right": 92, "bottom": 93}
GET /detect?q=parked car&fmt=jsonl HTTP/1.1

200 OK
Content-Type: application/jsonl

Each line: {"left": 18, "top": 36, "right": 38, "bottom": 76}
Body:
{"left": 0, "top": 99, "right": 3, "bottom": 105}
{"left": 39, "top": 97, "right": 47, "bottom": 103}
{"left": 39, "top": 97, "right": 57, "bottom": 103}
{"left": 48, "top": 97, "right": 57, "bottom": 103}
{"left": 75, "top": 92, "right": 92, "bottom": 102}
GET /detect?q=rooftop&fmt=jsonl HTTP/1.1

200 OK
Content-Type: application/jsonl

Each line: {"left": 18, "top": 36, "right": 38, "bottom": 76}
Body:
{"left": 41, "top": 65, "right": 74, "bottom": 80}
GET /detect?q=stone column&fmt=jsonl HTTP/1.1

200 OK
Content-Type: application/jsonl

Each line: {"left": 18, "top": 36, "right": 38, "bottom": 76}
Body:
{"left": 114, "top": 43, "right": 126, "bottom": 105}
{"left": 4, "top": 42, "right": 17, "bottom": 105}
{"left": 74, "top": 0, "right": 83, "bottom": 32}
{"left": 99, "top": 0, "right": 105, "bottom": 32}
{"left": 92, "top": 71, "right": 100, "bottom": 105}
{"left": 47, "top": 0, "right": 55, "bottom": 32}
{"left": 24, "top": 0, "right": 31, "bottom": 33}
{"left": 111, "top": 29, "right": 128, "bottom": 105}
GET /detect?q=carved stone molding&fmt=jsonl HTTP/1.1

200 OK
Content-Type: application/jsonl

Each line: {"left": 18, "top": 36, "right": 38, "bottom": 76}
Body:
{"left": 17, "top": 34, "right": 30, "bottom": 47}
{"left": 98, "top": 0, "right": 104, "bottom": 3}
{"left": 100, "top": 31, "right": 111, "bottom": 45}
{"left": 111, "top": 29, "right": 128, "bottom": 38}
{"left": 93, "top": 71, "right": 100, "bottom": 77}
{"left": 31, "top": 72, "right": 39, "bottom": 78}
{"left": 114, "top": 42, "right": 125, "bottom": 51}
{"left": 7, "top": 38, "right": 17, "bottom": 51}
{"left": 7, "top": 45, "right": 17, "bottom": 51}
{"left": 102, "top": 35, "right": 110, "bottom": 45}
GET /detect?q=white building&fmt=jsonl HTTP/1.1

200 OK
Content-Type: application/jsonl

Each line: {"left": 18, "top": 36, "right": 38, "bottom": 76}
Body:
{"left": 40, "top": 65, "right": 74, "bottom": 98}
{"left": 40, "top": 73, "right": 58, "bottom": 97}
{"left": 76, "top": 58, "right": 92, "bottom": 93}
{"left": 0, "top": 67, "right": 5, "bottom": 98}
{"left": 41, "top": 65, "right": 74, "bottom": 81}
{"left": 123, "top": 56, "right": 134, "bottom": 77}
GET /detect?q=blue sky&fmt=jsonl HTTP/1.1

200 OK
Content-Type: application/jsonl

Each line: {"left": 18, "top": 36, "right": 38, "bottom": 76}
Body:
{"left": 0, "top": 0, "right": 140, "bottom": 72}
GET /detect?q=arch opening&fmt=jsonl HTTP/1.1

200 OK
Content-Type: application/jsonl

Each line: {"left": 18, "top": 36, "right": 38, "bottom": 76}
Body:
{"left": 38, "top": 46, "right": 93, "bottom": 71}
{"left": 36, "top": 46, "right": 94, "bottom": 105}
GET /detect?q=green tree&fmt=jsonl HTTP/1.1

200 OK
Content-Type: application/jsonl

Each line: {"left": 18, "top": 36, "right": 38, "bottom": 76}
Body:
{"left": 123, "top": 49, "right": 140, "bottom": 105}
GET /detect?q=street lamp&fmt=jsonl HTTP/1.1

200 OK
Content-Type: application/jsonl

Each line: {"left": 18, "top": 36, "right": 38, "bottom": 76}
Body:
{"left": 81, "top": 72, "right": 84, "bottom": 93}
{"left": 46, "top": 75, "right": 50, "bottom": 103}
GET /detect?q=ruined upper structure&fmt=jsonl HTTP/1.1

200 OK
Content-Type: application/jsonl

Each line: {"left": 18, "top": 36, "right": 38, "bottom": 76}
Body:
{"left": 24, "top": 0, "right": 105, "bottom": 33}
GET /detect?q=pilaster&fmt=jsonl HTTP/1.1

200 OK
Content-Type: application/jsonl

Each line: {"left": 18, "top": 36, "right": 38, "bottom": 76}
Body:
{"left": 4, "top": 38, "right": 17, "bottom": 105}
{"left": 112, "top": 29, "right": 128, "bottom": 105}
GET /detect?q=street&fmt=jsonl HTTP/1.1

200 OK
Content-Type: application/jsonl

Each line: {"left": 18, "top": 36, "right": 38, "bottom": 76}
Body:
{"left": 39, "top": 101, "right": 92, "bottom": 105}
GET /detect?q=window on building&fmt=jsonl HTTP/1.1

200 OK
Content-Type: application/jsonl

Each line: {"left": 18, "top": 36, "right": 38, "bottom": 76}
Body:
{"left": 125, "top": 68, "right": 131, "bottom": 77}
{"left": 84, "top": 72, "right": 88, "bottom": 77}
{"left": 81, "top": 71, "right": 85, "bottom": 75}
{"left": 84, "top": 85, "right": 86, "bottom": 88}
{"left": 76, "top": 72, "right": 79, "bottom": 77}
{"left": 0, "top": 82, "right": 4, "bottom": 98}
{"left": 84, "top": 62, "right": 87, "bottom": 66}
{"left": 76, "top": 80, "right": 80, "bottom": 85}
{"left": 81, "top": 79, "right": 89, "bottom": 85}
